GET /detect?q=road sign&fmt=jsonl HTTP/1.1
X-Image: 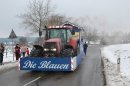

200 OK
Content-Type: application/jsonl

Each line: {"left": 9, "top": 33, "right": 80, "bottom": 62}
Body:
{"left": 8, "top": 29, "right": 17, "bottom": 61}
{"left": 9, "top": 29, "right": 17, "bottom": 39}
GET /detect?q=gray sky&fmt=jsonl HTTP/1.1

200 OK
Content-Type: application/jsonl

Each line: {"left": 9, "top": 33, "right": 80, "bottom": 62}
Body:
{"left": 0, "top": 0, "right": 130, "bottom": 38}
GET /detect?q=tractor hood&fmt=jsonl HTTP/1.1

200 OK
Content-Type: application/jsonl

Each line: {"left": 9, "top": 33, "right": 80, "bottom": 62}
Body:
{"left": 46, "top": 38, "right": 61, "bottom": 43}
{"left": 44, "top": 38, "right": 62, "bottom": 54}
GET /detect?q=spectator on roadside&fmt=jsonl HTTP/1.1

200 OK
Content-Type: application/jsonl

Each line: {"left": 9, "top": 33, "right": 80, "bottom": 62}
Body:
{"left": 83, "top": 42, "right": 88, "bottom": 56}
{"left": 0, "top": 44, "right": 3, "bottom": 65}
{"left": 0, "top": 43, "right": 5, "bottom": 65}
{"left": 81, "top": 38, "right": 83, "bottom": 42}
{"left": 26, "top": 48, "right": 30, "bottom": 56}
{"left": 15, "top": 44, "right": 21, "bottom": 60}
{"left": 21, "top": 44, "right": 27, "bottom": 57}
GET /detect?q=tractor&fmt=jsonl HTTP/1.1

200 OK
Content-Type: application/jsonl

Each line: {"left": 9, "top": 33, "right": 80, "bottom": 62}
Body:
{"left": 29, "top": 25, "right": 79, "bottom": 58}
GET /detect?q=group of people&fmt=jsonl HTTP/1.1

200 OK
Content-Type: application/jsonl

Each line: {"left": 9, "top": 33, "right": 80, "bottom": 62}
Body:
{"left": 0, "top": 43, "right": 30, "bottom": 65}
{"left": 14, "top": 44, "right": 30, "bottom": 61}
{"left": 0, "top": 43, "right": 4, "bottom": 65}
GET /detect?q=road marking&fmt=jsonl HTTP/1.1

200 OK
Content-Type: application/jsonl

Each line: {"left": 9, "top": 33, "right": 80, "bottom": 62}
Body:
{"left": 23, "top": 77, "right": 41, "bottom": 86}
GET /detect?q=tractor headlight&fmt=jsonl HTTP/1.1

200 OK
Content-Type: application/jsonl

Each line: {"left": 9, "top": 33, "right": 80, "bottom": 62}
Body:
{"left": 51, "top": 48, "right": 56, "bottom": 51}
{"left": 44, "top": 48, "right": 49, "bottom": 51}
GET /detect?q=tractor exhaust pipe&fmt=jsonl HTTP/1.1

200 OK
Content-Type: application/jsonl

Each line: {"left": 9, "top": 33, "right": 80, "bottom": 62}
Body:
{"left": 45, "top": 26, "right": 48, "bottom": 40}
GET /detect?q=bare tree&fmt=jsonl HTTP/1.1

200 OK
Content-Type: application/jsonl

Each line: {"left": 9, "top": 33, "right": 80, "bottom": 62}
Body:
{"left": 100, "top": 31, "right": 109, "bottom": 45}
{"left": 33, "top": 37, "right": 44, "bottom": 45}
{"left": 4, "top": 41, "right": 10, "bottom": 58}
{"left": 43, "top": 14, "right": 68, "bottom": 26}
{"left": 17, "top": 0, "right": 56, "bottom": 36}
{"left": 19, "top": 37, "right": 28, "bottom": 46}
{"left": 91, "top": 28, "right": 98, "bottom": 43}
{"left": 81, "top": 26, "right": 98, "bottom": 44}
{"left": 100, "top": 31, "right": 129, "bottom": 45}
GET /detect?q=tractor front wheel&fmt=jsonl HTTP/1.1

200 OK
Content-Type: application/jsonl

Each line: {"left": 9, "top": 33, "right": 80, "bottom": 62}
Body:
{"left": 62, "top": 48, "right": 74, "bottom": 57}
{"left": 29, "top": 48, "right": 43, "bottom": 57}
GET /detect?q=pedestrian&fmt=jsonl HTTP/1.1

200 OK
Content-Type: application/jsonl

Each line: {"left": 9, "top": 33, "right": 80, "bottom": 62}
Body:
{"left": 81, "top": 38, "right": 83, "bottom": 42}
{"left": 26, "top": 48, "right": 30, "bottom": 56}
{"left": 21, "top": 44, "right": 27, "bottom": 57}
{"left": 0, "top": 44, "right": 3, "bottom": 65}
{"left": 83, "top": 42, "right": 88, "bottom": 56}
{"left": 0, "top": 43, "right": 5, "bottom": 65}
{"left": 14, "top": 44, "right": 21, "bottom": 60}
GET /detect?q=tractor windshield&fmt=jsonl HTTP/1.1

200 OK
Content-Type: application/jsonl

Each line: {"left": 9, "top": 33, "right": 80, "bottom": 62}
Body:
{"left": 49, "top": 28, "right": 72, "bottom": 45}
{"left": 49, "top": 29, "right": 66, "bottom": 42}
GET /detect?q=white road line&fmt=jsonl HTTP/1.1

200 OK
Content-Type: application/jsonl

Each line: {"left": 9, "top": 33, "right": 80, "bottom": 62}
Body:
{"left": 23, "top": 77, "right": 41, "bottom": 86}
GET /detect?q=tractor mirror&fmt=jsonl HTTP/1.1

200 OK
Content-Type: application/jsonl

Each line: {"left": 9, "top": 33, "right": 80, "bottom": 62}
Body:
{"left": 72, "top": 30, "right": 75, "bottom": 35}
{"left": 45, "top": 26, "right": 47, "bottom": 29}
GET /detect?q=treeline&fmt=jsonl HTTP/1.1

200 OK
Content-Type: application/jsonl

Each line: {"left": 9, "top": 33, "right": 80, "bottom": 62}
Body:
{"left": 100, "top": 31, "right": 130, "bottom": 45}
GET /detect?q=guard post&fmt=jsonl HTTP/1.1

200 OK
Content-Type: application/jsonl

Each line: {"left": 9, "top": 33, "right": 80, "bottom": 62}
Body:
{"left": 117, "top": 52, "right": 120, "bottom": 72}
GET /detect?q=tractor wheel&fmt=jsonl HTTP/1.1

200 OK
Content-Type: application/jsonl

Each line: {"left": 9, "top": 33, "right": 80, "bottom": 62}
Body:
{"left": 62, "top": 48, "right": 74, "bottom": 57}
{"left": 29, "top": 49, "right": 43, "bottom": 57}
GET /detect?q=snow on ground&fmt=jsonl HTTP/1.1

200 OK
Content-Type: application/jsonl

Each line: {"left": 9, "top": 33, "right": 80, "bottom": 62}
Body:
{"left": 0, "top": 47, "right": 32, "bottom": 71}
{"left": 0, "top": 52, "right": 18, "bottom": 71}
{"left": 101, "top": 44, "right": 130, "bottom": 86}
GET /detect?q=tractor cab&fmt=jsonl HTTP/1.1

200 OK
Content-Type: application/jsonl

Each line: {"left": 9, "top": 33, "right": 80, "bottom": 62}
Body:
{"left": 48, "top": 26, "right": 74, "bottom": 45}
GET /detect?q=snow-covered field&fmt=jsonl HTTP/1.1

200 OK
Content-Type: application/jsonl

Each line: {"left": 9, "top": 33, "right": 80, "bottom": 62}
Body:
{"left": 101, "top": 44, "right": 130, "bottom": 86}
{"left": 0, "top": 48, "right": 31, "bottom": 71}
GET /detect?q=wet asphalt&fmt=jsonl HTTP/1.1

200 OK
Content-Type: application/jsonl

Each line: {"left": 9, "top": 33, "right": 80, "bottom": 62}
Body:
{"left": 0, "top": 45, "right": 103, "bottom": 86}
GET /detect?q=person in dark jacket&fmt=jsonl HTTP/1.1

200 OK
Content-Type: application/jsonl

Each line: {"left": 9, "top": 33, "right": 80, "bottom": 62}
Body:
{"left": 0, "top": 43, "right": 4, "bottom": 65}
{"left": 83, "top": 42, "right": 88, "bottom": 56}
{"left": 15, "top": 44, "right": 20, "bottom": 60}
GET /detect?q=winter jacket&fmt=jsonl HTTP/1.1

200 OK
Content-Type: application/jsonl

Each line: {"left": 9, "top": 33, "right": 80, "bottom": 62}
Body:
{"left": 83, "top": 43, "right": 88, "bottom": 48}
{"left": 1, "top": 46, "right": 4, "bottom": 53}
{"left": 15, "top": 46, "right": 20, "bottom": 53}
{"left": 26, "top": 49, "right": 29, "bottom": 54}
{"left": 0, "top": 46, "right": 2, "bottom": 53}
{"left": 21, "top": 46, "right": 27, "bottom": 52}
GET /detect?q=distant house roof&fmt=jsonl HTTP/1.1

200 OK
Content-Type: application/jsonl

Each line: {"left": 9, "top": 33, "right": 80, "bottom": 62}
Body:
{"left": 61, "top": 21, "right": 83, "bottom": 32}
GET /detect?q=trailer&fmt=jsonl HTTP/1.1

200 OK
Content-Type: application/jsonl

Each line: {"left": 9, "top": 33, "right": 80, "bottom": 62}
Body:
{"left": 18, "top": 23, "right": 85, "bottom": 71}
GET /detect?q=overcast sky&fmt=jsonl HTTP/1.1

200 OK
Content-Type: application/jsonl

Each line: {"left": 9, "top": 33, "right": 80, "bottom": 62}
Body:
{"left": 0, "top": 0, "right": 130, "bottom": 38}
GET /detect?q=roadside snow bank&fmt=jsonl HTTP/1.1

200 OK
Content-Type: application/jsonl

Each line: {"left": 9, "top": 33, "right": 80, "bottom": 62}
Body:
{"left": 101, "top": 44, "right": 130, "bottom": 86}
{"left": 0, "top": 62, "right": 17, "bottom": 71}
{"left": 102, "top": 57, "right": 130, "bottom": 86}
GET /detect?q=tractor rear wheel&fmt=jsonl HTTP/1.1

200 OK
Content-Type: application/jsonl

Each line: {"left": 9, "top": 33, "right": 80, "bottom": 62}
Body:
{"left": 62, "top": 48, "right": 74, "bottom": 57}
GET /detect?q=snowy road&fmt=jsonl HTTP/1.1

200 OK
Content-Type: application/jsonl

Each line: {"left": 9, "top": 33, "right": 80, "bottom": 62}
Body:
{"left": 0, "top": 45, "right": 103, "bottom": 86}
